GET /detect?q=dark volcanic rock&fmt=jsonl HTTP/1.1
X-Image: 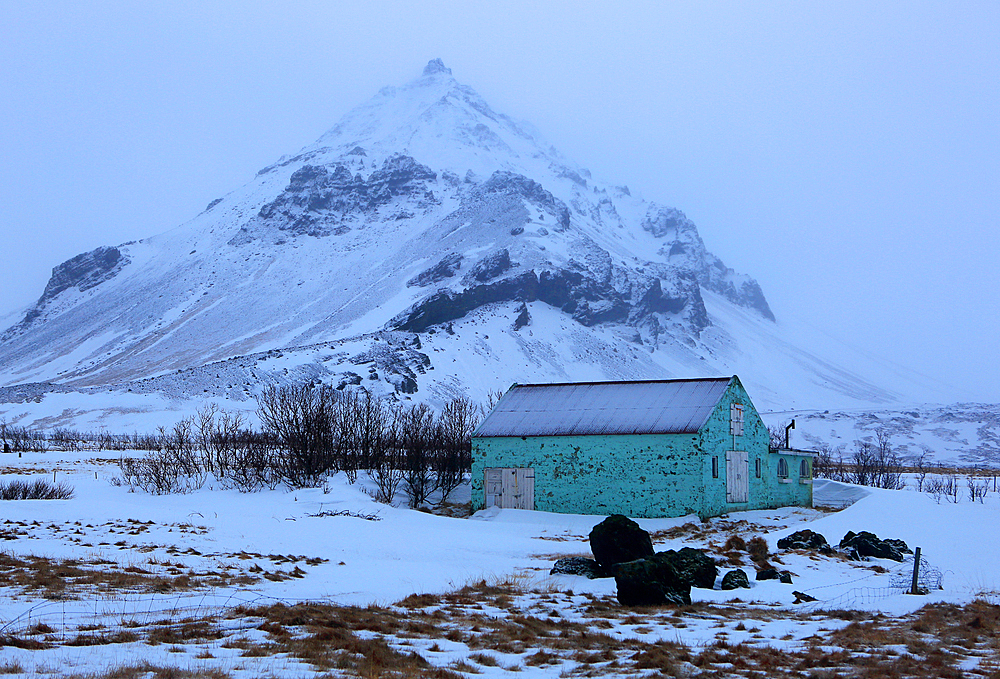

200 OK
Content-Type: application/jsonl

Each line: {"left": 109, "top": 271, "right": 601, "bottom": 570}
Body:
{"left": 615, "top": 554, "right": 691, "bottom": 606}
{"left": 550, "top": 557, "right": 608, "bottom": 579}
{"left": 40, "top": 246, "right": 124, "bottom": 302}
{"left": 408, "top": 253, "right": 463, "bottom": 287}
{"left": 839, "top": 531, "right": 909, "bottom": 562}
{"left": 392, "top": 271, "right": 538, "bottom": 333}
{"left": 467, "top": 249, "right": 512, "bottom": 282}
{"left": 777, "top": 530, "right": 831, "bottom": 552}
{"left": 755, "top": 568, "right": 781, "bottom": 581}
{"left": 721, "top": 569, "right": 750, "bottom": 590}
{"left": 657, "top": 547, "right": 718, "bottom": 589}
{"left": 780, "top": 571, "right": 794, "bottom": 584}
{"left": 478, "top": 171, "right": 570, "bottom": 231}
{"left": 589, "top": 515, "right": 654, "bottom": 571}
{"left": 512, "top": 302, "right": 531, "bottom": 331}
{"left": 255, "top": 155, "right": 437, "bottom": 238}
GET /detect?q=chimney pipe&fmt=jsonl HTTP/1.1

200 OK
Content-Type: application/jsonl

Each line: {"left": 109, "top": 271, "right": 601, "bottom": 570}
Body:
{"left": 785, "top": 419, "right": 796, "bottom": 449}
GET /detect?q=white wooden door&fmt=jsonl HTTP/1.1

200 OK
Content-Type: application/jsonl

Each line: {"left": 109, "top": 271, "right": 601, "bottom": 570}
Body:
{"left": 484, "top": 468, "right": 503, "bottom": 507}
{"left": 485, "top": 467, "right": 535, "bottom": 510}
{"left": 726, "top": 451, "right": 749, "bottom": 503}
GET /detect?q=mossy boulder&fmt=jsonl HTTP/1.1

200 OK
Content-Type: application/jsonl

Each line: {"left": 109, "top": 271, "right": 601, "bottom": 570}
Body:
{"left": 589, "top": 515, "right": 654, "bottom": 570}
{"left": 721, "top": 569, "right": 750, "bottom": 590}
{"left": 614, "top": 554, "right": 692, "bottom": 606}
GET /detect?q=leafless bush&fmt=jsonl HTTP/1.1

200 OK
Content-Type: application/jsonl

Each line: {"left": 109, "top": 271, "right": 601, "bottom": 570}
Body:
{"left": 0, "top": 478, "right": 75, "bottom": 500}
{"left": 967, "top": 475, "right": 989, "bottom": 503}
{"left": 915, "top": 451, "right": 930, "bottom": 492}
{"left": 767, "top": 424, "right": 788, "bottom": 452}
{"left": 0, "top": 420, "right": 48, "bottom": 453}
{"left": 257, "top": 384, "right": 338, "bottom": 488}
{"left": 435, "top": 397, "right": 479, "bottom": 502}
{"left": 399, "top": 403, "right": 437, "bottom": 508}
{"left": 49, "top": 428, "right": 83, "bottom": 451}
{"left": 116, "top": 449, "right": 206, "bottom": 495}
{"left": 849, "top": 429, "right": 905, "bottom": 489}
{"left": 366, "top": 406, "right": 403, "bottom": 504}
{"left": 925, "top": 475, "right": 961, "bottom": 504}
{"left": 813, "top": 444, "right": 849, "bottom": 482}
{"left": 224, "top": 430, "right": 281, "bottom": 492}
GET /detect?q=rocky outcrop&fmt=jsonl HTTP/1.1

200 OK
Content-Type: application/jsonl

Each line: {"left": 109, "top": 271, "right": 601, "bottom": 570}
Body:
{"left": 465, "top": 249, "right": 512, "bottom": 283}
{"left": 839, "top": 531, "right": 911, "bottom": 562}
{"left": 8, "top": 246, "right": 129, "bottom": 332}
{"left": 253, "top": 155, "right": 437, "bottom": 238}
{"left": 408, "top": 253, "right": 463, "bottom": 287}
{"left": 615, "top": 554, "right": 692, "bottom": 606}
{"left": 477, "top": 172, "right": 570, "bottom": 231}
{"left": 589, "top": 515, "right": 654, "bottom": 571}
{"left": 393, "top": 259, "right": 704, "bottom": 334}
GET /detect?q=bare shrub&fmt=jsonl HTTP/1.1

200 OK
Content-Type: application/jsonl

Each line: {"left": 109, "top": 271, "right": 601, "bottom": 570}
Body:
{"left": 967, "top": 475, "right": 989, "bottom": 503}
{"left": 367, "top": 408, "right": 403, "bottom": 505}
{"left": 813, "top": 444, "right": 849, "bottom": 482}
{"left": 0, "top": 420, "right": 48, "bottom": 453}
{"left": 116, "top": 449, "right": 205, "bottom": 495}
{"left": 925, "top": 475, "right": 960, "bottom": 504}
{"left": 849, "top": 429, "right": 904, "bottom": 489}
{"left": 435, "top": 397, "right": 478, "bottom": 503}
{"left": 0, "top": 478, "right": 75, "bottom": 500}
{"left": 225, "top": 430, "right": 281, "bottom": 492}
{"left": 257, "top": 384, "right": 338, "bottom": 488}
{"left": 399, "top": 403, "right": 437, "bottom": 508}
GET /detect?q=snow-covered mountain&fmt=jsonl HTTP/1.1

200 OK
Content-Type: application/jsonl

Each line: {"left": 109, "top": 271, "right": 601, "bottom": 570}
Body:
{"left": 0, "top": 60, "right": 953, "bottom": 433}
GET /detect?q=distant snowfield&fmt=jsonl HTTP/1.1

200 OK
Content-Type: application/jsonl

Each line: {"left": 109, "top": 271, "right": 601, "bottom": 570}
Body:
{"left": 1, "top": 450, "right": 998, "bottom": 676}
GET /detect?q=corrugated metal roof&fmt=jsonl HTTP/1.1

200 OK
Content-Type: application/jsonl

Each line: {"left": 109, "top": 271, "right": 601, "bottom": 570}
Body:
{"left": 474, "top": 377, "right": 734, "bottom": 438}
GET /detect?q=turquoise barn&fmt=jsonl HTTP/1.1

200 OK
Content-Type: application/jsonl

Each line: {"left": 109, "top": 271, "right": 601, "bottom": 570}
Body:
{"left": 471, "top": 376, "right": 813, "bottom": 519}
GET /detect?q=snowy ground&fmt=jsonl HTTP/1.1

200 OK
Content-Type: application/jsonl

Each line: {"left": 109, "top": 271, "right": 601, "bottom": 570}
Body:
{"left": 1, "top": 450, "right": 998, "bottom": 677}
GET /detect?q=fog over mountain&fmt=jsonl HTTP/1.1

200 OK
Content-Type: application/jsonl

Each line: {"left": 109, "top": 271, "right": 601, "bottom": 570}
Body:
{"left": 0, "top": 61, "right": 955, "bottom": 428}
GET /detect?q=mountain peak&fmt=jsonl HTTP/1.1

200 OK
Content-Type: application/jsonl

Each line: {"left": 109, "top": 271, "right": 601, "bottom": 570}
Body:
{"left": 422, "top": 58, "right": 452, "bottom": 77}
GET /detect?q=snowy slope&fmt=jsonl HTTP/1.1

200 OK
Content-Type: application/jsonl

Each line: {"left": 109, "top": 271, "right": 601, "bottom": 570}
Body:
{"left": 0, "top": 60, "right": 957, "bottom": 435}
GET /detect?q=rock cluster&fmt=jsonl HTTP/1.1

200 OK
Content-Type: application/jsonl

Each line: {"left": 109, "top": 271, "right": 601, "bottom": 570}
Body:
{"left": 777, "top": 529, "right": 833, "bottom": 554}
{"left": 839, "top": 531, "right": 912, "bottom": 562}
{"left": 549, "top": 515, "right": 720, "bottom": 607}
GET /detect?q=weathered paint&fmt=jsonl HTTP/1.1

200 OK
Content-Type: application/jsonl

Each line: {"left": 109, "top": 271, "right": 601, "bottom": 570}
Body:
{"left": 471, "top": 376, "right": 813, "bottom": 518}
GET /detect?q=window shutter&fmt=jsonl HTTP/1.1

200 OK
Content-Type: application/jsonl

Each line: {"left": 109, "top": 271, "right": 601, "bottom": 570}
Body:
{"left": 730, "top": 404, "right": 744, "bottom": 436}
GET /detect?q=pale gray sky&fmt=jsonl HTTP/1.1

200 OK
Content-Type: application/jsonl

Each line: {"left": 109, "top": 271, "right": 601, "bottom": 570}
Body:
{"left": 1, "top": 1, "right": 997, "bottom": 401}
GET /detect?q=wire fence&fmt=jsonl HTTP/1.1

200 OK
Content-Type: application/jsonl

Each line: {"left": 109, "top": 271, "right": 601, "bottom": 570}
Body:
{"left": 0, "top": 587, "right": 302, "bottom": 639}
{"left": 799, "top": 552, "right": 943, "bottom": 612}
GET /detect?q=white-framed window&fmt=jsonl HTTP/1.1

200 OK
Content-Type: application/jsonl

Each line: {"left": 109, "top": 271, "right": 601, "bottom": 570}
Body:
{"left": 755, "top": 457, "right": 761, "bottom": 478}
{"left": 730, "top": 403, "right": 744, "bottom": 436}
{"left": 800, "top": 458, "right": 810, "bottom": 478}
{"left": 777, "top": 457, "right": 789, "bottom": 478}
{"left": 712, "top": 456, "right": 719, "bottom": 478}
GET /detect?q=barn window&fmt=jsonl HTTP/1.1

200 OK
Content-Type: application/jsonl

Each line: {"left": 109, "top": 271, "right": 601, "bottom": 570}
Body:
{"left": 712, "top": 456, "right": 719, "bottom": 478}
{"left": 777, "top": 458, "right": 789, "bottom": 478}
{"left": 730, "top": 404, "right": 744, "bottom": 436}
{"left": 800, "top": 458, "right": 810, "bottom": 478}
{"left": 755, "top": 457, "right": 761, "bottom": 478}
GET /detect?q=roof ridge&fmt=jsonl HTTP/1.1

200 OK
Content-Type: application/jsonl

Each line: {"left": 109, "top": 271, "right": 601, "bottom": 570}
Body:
{"left": 511, "top": 376, "right": 733, "bottom": 389}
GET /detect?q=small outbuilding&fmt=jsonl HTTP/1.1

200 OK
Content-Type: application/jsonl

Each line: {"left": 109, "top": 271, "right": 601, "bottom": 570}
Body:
{"left": 471, "top": 376, "right": 813, "bottom": 518}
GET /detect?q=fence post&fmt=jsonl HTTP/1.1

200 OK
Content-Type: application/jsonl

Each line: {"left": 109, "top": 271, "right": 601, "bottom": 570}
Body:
{"left": 910, "top": 546, "right": 922, "bottom": 595}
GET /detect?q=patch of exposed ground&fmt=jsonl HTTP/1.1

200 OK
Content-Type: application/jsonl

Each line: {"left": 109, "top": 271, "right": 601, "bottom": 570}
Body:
{"left": 3, "top": 582, "right": 997, "bottom": 678}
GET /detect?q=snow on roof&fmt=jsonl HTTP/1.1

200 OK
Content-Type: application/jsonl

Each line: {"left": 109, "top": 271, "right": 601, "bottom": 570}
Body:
{"left": 474, "top": 377, "right": 734, "bottom": 438}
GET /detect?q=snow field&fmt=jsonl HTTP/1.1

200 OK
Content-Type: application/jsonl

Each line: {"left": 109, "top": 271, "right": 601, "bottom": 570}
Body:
{"left": 0, "top": 450, "right": 998, "bottom": 676}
